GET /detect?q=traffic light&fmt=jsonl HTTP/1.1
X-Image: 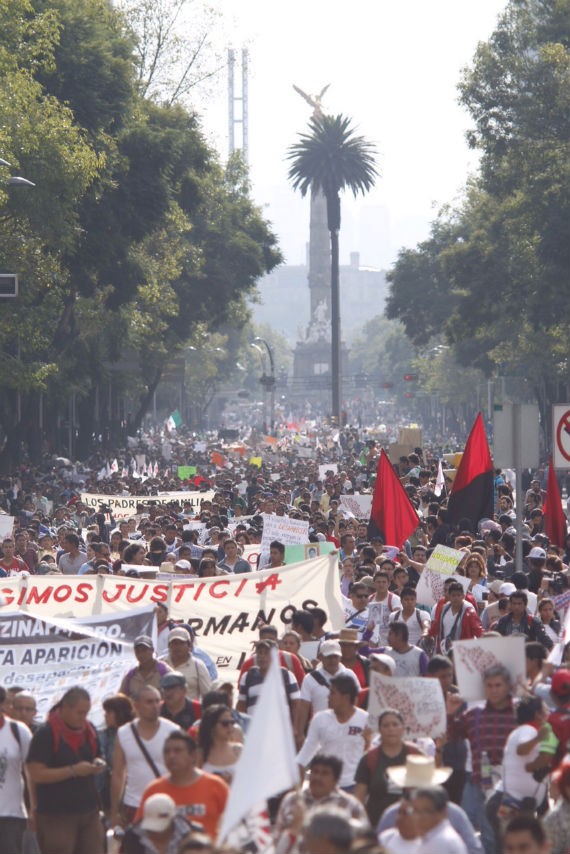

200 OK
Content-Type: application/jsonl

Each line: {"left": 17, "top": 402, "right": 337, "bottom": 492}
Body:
{"left": 405, "top": 392, "right": 414, "bottom": 399}
{"left": 404, "top": 374, "right": 418, "bottom": 381}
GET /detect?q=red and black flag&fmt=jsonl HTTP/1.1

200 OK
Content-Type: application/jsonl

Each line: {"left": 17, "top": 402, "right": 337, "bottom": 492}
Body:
{"left": 543, "top": 454, "right": 567, "bottom": 547}
{"left": 369, "top": 449, "right": 420, "bottom": 548}
{"left": 447, "top": 413, "right": 493, "bottom": 527}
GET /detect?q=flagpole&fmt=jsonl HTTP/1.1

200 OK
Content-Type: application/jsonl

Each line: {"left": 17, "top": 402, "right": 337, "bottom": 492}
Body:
{"left": 513, "top": 403, "right": 523, "bottom": 576}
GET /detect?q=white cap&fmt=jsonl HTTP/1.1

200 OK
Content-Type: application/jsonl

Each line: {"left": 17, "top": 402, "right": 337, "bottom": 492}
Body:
{"left": 529, "top": 547, "right": 547, "bottom": 560}
{"left": 140, "top": 793, "right": 176, "bottom": 832}
{"left": 174, "top": 559, "right": 192, "bottom": 571}
{"left": 319, "top": 640, "right": 342, "bottom": 657}
{"left": 369, "top": 653, "right": 396, "bottom": 675}
{"left": 499, "top": 582, "right": 517, "bottom": 596}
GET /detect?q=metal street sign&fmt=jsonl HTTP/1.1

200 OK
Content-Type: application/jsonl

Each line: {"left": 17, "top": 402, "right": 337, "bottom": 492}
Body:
{"left": 493, "top": 403, "right": 539, "bottom": 469}
{"left": 553, "top": 405, "right": 570, "bottom": 469}
{"left": 0, "top": 274, "right": 18, "bottom": 297}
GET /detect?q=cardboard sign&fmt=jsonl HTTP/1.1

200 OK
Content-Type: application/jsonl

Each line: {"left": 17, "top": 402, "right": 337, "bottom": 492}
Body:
{"left": 284, "top": 542, "right": 335, "bottom": 564}
{"left": 368, "top": 671, "right": 446, "bottom": 737}
{"left": 339, "top": 495, "right": 373, "bottom": 519}
{"left": 453, "top": 636, "right": 526, "bottom": 701}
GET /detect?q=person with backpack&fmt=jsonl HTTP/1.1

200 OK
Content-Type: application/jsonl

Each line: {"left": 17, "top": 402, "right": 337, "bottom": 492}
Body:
{"left": 297, "top": 640, "right": 361, "bottom": 736}
{"left": 365, "top": 570, "right": 401, "bottom": 646}
{"left": 497, "top": 591, "right": 553, "bottom": 650}
{"left": 109, "top": 686, "right": 180, "bottom": 830}
{"left": 388, "top": 586, "right": 431, "bottom": 646}
{"left": 26, "top": 686, "right": 106, "bottom": 854}
{"left": 119, "top": 635, "right": 173, "bottom": 700}
{"left": 0, "top": 684, "right": 33, "bottom": 854}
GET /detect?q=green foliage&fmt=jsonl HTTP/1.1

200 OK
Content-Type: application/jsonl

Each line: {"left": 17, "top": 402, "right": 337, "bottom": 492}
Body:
{"left": 386, "top": 0, "right": 569, "bottom": 415}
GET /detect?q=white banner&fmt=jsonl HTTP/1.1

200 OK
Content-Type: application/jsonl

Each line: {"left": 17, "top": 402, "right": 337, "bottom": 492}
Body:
{"left": 368, "top": 671, "right": 446, "bottom": 737}
{"left": 0, "top": 555, "right": 343, "bottom": 680}
{"left": 0, "top": 607, "right": 154, "bottom": 726}
{"left": 241, "top": 544, "right": 261, "bottom": 570}
{"left": 453, "top": 636, "right": 526, "bottom": 701}
{"left": 0, "top": 516, "right": 15, "bottom": 539}
{"left": 260, "top": 514, "right": 309, "bottom": 569}
{"left": 339, "top": 495, "right": 373, "bottom": 519}
{"left": 80, "top": 491, "right": 215, "bottom": 519}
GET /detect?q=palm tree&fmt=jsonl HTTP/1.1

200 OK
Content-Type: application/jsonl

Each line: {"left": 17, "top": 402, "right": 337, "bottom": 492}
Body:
{"left": 287, "top": 114, "right": 378, "bottom": 421}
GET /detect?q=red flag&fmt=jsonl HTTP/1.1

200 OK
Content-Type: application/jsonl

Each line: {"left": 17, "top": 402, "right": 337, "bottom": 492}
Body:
{"left": 370, "top": 449, "right": 420, "bottom": 548}
{"left": 447, "top": 413, "right": 493, "bottom": 527}
{"left": 543, "top": 455, "right": 567, "bottom": 547}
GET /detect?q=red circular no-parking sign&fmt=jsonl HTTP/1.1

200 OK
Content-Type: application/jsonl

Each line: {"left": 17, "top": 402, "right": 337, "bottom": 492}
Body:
{"left": 556, "top": 409, "right": 570, "bottom": 463}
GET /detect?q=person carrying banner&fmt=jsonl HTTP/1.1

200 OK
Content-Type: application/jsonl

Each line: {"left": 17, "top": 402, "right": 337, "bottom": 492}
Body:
{"left": 26, "top": 686, "right": 106, "bottom": 854}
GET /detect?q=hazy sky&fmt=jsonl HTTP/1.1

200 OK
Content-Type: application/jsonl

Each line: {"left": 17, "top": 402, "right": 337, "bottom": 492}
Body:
{"left": 199, "top": 0, "right": 508, "bottom": 270}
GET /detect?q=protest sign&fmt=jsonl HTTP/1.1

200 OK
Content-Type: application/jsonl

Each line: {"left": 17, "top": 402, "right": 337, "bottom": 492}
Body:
{"left": 284, "top": 542, "right": 335, "bottom": 564}
{"left": 319, "top": 463, "right": 338, "bottom": 480}
{"left": 339, "top": 495, "right": 373, "bottom": 519}
{"left": 259, "top": 513, "right": 309, "bottom": 568}
{"left": 241, "top": 544, "right": 261, "bottom": 570}
{"left": 0, "top": 555, "right": 343, "bottom": 679}
{"left": 80, "top": 490, "right": 215, "bottom": 519}
{"left": 368, "top": 671, "right": 446, "bottom": 737}
{"left": 453, "top": 636, "right": 526, "bottom": 701}
{"left": 249, "top": 457, "right": 262, "bottom": 468}
{"left": 0, "top": 516, "right": 14, "bottom": 538}
{"left": 0, "top": 606, "right": 154, "bottom": 726}
{"left": 415, "top": 545, "right": 465, "bottom": 607}
{"left": 178, "top": 466, "right": 197, "bottom": 479}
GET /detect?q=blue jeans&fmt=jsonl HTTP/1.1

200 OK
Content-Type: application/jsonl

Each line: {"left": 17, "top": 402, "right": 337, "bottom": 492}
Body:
{"left": 461, "top": 775, "right": 496, "bottom": 854}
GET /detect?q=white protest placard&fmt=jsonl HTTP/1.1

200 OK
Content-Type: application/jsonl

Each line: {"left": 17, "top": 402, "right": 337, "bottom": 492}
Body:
{"left": 453, "top": 636, "right": 526, "bottom": 701}
{"left": 80, "top": 490, "right": 215, "bottom": 519}
{"left": 241, "top": 544, "right": 261, "bottom": 570}
{"left": 259, "top": 513, "right": 309, "bottom": 569}
{"left": 415, "top": 545, "right": 465, "bottom": 607}
{"left": 368, "top": 671, "right": 446, "bottom": 737}
{"left": 0, "top": 555, "right": 343, "bottom": 681}
{"left": 0, "top": 606, "right": 154, "bottom": 726}
{"left": 0, "top": 516, "right": 15, "bottom": 538}
{"left": 339, "top": 495, "right": 373, "bottom": 519}
{"left": 319, "top": 463, "right": 338, "bottom": 480}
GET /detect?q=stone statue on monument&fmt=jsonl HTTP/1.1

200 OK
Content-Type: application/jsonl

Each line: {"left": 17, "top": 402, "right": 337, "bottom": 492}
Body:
{"left": 293, "top": 83, "right": 330, "bottom": 118}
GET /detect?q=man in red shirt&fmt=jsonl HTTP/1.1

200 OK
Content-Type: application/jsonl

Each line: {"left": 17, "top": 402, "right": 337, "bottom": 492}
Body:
{"left": 548, "top": 669, "right": 570, "bottom": 766}
{"left": 0, "top": 538, "right": 28, "bottom": 576}
{"left": 238, "top": 625, "right": 305, "bottom": 687}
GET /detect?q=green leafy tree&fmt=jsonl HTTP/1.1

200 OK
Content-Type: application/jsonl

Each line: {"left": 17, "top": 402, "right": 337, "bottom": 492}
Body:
{"left": 287, "top": 114, "right": 378, "bottom": 421}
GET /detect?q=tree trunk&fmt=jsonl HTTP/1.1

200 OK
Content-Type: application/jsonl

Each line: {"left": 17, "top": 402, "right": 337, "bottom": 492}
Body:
{"left": 129, "top": 370, "right": 162, "bottom": 434}
{"left": 330, "top": 226, "right": 341, "bottom": 423}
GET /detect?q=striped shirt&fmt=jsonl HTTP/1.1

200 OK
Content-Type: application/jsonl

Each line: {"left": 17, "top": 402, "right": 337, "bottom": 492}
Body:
{"left": 238, "top": 666, "right": 300, "bottom": 713}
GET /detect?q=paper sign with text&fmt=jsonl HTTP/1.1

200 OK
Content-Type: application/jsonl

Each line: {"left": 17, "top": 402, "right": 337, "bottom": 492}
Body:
{"left": 453, "top": 636, "right": 526, "bottom": 701}
{"left": 368, "top": 671, "right": 446, "bottom": 737}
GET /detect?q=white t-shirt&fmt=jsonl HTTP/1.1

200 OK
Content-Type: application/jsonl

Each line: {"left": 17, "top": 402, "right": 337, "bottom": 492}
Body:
{"left": 385, "top": 645, "right": 425, "bottom": 678}
{"left": 378, "top": 828, "right": 420, "bottom": 854}
{"left": 299, "top": 665, "right": 361, "bottom": 714}
{"left": 501, "top": 724, "right": 547, "bottom": 804}
{"left": 296, "top": 707, "right": 369, "bottom": 788}
{"left": 117, "top": 717, "right": 180, "bottom": 807}
{"left": 342, "top": 594, "right": 369, "bottom": 641}
{"left": 0, "top": 718, "right": 32, "bottom": 818}
{"left": 388, "top": 608, "right": 430, "bottom": 646}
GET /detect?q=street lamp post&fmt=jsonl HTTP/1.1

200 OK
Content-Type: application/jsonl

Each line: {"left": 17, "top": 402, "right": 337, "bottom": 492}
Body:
{"left": 251, "top": 337, "right": 276, "bottom": 434}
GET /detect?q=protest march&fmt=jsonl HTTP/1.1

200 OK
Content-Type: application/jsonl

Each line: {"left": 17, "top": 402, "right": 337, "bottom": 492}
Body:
{"left": 0, "top": 414, "right": 569, "bottom": 854}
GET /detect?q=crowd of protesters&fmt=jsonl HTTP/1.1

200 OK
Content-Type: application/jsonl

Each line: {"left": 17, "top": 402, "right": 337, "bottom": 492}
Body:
{"left": 0, "top": 420, "right": 569, "bottom": 854}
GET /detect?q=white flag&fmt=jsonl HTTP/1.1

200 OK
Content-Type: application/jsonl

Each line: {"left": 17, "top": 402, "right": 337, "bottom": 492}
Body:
{"left": 110, "top": 458, "right": 119, "bottom": 474}
{"left": 218, "top": 649, "right": 299, "bottom": 843}
{"left": 434, "top": 460, "right": 445, "bottom": 497}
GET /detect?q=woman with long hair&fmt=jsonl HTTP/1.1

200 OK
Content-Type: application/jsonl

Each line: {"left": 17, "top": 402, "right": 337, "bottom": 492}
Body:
{"left": 198, "top": 704, "right": 241, "bottom": 784}
{"left": 97, "top": 694, "right": 135, "bottom": 810}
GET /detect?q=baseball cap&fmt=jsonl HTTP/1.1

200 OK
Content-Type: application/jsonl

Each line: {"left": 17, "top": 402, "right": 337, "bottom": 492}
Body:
{"left": 529, "top": 547, "right": 547, "bottom": 560}
{"left": 168, "top": 627, "right": 191, "bottom": 643}
{"left": 140, "top": 793, "right": 176, "bottom": 832}
{"left": 369, "top": 653, "right": 397, "bottom": 675}
{"left": 174, "top": 559, "right": 192, "bottom": 572}
{"left": 319, "top": 640, "right": 342, "bottom": 658}
{"left": 160, "top": 671, "right": 186, "bottom": 690}
{"left": 551, "top": 669, "right": 570, "bottom": 699}
{"left": 489, "top": 580, "right": 504, "bottom": 595}
{"left": 134, "top": 634, "right": 153, "bottom": 648}
{"left": 499, "top": 582, "right": 517, "bottom": 596}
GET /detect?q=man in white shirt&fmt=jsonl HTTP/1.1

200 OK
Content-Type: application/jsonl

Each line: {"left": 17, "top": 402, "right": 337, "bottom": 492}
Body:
{"left": 0, "top": 685, "right": 32, "bottom": 854}
{"left": 296, "top": 641, "right": 361, "bottom": 735}
{"left": 159, "top": 628, "right": 211, "bottom": 701}
{"left": 110, "top": 686, "right": 180, "bottom": 828}
{"left": 366, "top": 571, "right": 401, "bottom": 646}
{"left": 385, "top": 623, "right": 429, "bottom": 678}
{"left": 296, "top": 673, "right": 369, "bottom": 791}
{"left": 412, "top": 786, "right": 467, "bottom": 854}
{"left": 388, "top": 587, "right": 430, "bottom": 647}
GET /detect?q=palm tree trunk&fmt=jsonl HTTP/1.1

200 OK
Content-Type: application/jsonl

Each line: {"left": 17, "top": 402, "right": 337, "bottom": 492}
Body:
{"left": 330, "top": 227, "right": 341, "bottom": 422}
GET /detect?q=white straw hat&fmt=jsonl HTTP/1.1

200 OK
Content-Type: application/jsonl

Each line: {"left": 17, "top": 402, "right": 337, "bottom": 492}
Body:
{"left": 386, "top": 755, "right": 452, "bottom": 788}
